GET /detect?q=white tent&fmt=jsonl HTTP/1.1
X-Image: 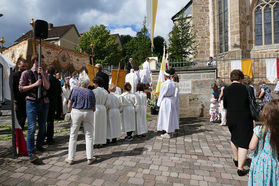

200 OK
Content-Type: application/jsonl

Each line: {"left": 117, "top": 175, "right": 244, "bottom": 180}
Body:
{"left": 0, "top": 53, "right": 15, "bottom": 101}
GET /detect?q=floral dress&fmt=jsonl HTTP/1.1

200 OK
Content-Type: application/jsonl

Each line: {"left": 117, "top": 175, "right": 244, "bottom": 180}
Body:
{"left": 259, "top": 84, "right": 273, "bottom": 109}
{"left": 248, "top": 126, "right": 279, "bottom": 186}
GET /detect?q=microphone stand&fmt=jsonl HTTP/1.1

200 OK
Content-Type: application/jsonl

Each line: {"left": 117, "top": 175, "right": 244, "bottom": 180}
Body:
{"left": 37, "top": 38, "right": 42, "bottom": 99}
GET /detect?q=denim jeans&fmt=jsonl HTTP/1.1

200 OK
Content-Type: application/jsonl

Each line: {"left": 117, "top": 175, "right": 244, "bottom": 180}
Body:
{"left": 26, "top": 100, "right": 49, "bottom": 156}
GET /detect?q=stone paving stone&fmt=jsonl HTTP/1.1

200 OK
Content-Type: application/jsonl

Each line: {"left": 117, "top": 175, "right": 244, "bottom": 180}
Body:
{"left": 92, "top": 179, "right": 105, "bottom": 186}
{"left": 10, "top": 172, "right": 24, "bottom": 178}
{"left": 128, "top": 177, "right": 144, "bottom": 185}
{"left": 56, "top": 180, "right": 72, "bottom": 185}
{"left": 0, "top": 116, "right": 249, "bottom": 186}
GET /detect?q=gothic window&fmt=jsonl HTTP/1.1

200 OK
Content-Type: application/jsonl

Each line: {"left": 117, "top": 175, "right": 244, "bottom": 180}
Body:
{"left": 218, "top": 0, "right": 228, "bottom": 53}
{"left": 254, "top": 0, "right": 279, "bottom": 46}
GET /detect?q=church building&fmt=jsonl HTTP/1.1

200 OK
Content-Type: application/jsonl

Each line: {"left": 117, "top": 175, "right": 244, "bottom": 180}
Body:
{"left": 172, "top": 0, "right": 279, "bottom": 60}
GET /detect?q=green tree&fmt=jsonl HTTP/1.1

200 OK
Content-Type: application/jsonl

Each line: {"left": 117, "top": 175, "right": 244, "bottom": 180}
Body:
{"left": 77, "top": 25, "right": 121, "bottom": 66}
{"left": 153, "top": 36, "right": 165, "bottom": 61}
{"left": 121, "top": 18, "right": 152, "bottom": 66}
{"left": 168, "top": 16, "right": 197, "bottom": 61}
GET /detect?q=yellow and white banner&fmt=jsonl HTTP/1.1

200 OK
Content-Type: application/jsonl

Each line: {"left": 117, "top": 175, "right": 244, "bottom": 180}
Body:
{"left": 155, "top": 46, "right": 166, "bottom": 96}
{"left": 230, "top": 59, "right": 253, "bottom": 78}
{"left": 146, "top": 0, "right": 158, "bottom": 48}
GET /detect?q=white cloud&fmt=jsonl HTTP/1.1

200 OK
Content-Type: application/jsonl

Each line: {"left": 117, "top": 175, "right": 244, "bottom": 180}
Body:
{"left": 110, "top": 27, "right": 137, "bottom": 37}
{"left": 0, "top": 0, "right": 189, "bottom": 46}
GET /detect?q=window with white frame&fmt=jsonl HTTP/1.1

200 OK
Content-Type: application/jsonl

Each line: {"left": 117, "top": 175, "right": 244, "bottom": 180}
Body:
{"left": 254, "top": 0, "right": 279, "bottom": 46}
{"left": 218, "top": 0, "right": 228, "bottom": 53}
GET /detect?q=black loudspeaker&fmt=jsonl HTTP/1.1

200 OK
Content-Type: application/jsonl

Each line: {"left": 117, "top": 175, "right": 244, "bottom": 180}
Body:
{"left": 34, "top": 20, "right": 48, "bottom": 39}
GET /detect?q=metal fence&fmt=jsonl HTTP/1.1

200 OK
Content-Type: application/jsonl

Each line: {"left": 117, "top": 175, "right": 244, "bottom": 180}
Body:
{"left": 164, "top": 57, "right": 279, "bottom": 84}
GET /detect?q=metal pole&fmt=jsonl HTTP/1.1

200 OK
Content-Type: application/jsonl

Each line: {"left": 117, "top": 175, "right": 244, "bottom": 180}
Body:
{"left": 37, "top": 39, "right": 42, "bottom": 99}
{"left": 10, "top": 68, "right": 17, "bottom": 158}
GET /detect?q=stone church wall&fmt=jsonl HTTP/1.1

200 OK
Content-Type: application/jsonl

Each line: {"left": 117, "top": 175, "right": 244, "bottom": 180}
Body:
{"left": 152, "top": 69, "right": 216, "bottom": 118}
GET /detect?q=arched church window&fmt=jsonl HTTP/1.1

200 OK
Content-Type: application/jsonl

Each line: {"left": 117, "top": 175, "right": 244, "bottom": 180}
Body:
{"left": 218, "top": 0, "right": 228, "bottom": 53}
{"left": 254, "top": 0, "right": 279, "bottom": 46}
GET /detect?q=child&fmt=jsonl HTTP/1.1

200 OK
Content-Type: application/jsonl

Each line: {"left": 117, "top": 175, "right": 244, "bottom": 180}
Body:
{"left": 248, "top": 102, "right": 279, "bottom": 185}
{"left": 210, "top": 83, "right": 220, "bottom": 122}
{"left": 134, "top": 83, "right": 148, "bottom": 137}
{"left": 209, "top": 98, "right": 217, "bottom": 123}
{"left": 119, "top": 82, "right": 136, "bottom": 141}
{"left": 172, "top": 73, "right": 180, "bottom": 131}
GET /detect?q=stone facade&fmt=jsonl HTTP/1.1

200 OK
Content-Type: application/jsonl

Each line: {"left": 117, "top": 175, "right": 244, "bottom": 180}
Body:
{"left": 172, "top": 0, "right": 279, "bottom": 82}
{"left": 152, "top": 69, "right": 216, "bottom": 117}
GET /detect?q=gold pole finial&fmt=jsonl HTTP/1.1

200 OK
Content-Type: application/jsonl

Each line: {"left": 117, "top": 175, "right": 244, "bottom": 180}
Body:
{"left": 0, "top": 36, "right": 5, "bottom": 53}
{"left": 30, "top": 18, "right": 35, "bottom": 27}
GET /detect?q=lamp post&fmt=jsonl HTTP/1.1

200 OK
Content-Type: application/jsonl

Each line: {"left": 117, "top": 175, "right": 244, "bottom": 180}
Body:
{"left": 0, "top": 37, "right": 5, "bottom": 53}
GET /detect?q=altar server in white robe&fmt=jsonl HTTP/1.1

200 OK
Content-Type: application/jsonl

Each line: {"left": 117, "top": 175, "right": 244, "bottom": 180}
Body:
{"left": 134, "top": 83, "right": 148, "bottom": 136}
{"left": 106, "top": 84, "right": 122, "bottom": 143}
{"left": 140, "top": 58, "right": 152, "bottom": 85}
{"left": 125, "top": 69, "right": 140, "bottom": 93}
{"left": 172, "top": 73, "right": 180, "bottom": 130}
{"left": 157, "top": 70, "right": 178, "bottom": 138}
{"left": 92, "top": 77, "right": 108, "bottom": 146}
{"left": 119, "top": 82, "right": 136, "bottom": 141}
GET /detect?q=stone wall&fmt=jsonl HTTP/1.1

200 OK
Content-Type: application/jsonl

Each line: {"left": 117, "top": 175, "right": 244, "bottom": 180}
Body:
{"left": 192, "top": 0, "right": 210, "bottom": 59}
{"left": 152, "top": 68, "right": 216, "bottom": 118}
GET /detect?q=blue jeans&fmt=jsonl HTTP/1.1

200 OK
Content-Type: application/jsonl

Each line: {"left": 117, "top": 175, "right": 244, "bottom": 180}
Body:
{"left": 26, "top": 100, "right": 49, "bottom": 156}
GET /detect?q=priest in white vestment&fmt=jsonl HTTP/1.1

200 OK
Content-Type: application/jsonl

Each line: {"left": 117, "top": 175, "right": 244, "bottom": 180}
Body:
{"left": 119, "top": 82, "right": 136, "bottom": 141}
{"left": 134, "top": 83, "right": 148, "bottom": 136}
{"left": 125, "top": 69, "right": 140, "bottom": 93}
{"left": 106, "top": 84, "right": 122, "bottom": 143}
{"left": 157, "top": 70, "right": 178, "bottom": 138}
{"left": 140, "top": 58, "right": 152, "bottom": 85}
{"left": 92, "top": 77, "right": 108, "bottom": 146}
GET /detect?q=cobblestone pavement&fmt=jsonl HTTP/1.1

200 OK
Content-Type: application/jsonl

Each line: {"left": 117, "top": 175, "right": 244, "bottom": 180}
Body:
{"left": 0, "top": 113, "right": 249, "bottom": 186}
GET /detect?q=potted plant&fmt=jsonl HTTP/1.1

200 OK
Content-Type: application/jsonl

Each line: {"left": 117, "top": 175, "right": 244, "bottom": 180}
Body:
{"left": 147, "top": 90, "right": 159, "bottom": 115}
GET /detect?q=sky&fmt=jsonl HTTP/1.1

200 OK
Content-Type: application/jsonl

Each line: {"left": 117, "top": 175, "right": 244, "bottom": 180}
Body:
{"left": 0, "top": 0, "right": 189, "bottom": 47}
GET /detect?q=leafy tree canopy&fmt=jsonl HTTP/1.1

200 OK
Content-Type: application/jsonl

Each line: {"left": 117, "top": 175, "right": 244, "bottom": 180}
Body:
{"left": 77, "top": 25, "right": 121, "bottom": 66}
{"left": 168, "top": 16, "right": 197, "bottom": 61}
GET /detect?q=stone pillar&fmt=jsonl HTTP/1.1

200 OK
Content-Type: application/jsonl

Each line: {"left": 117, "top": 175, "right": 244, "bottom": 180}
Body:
{"left": 192, "top": 0, "right": 210, "bottom": 60}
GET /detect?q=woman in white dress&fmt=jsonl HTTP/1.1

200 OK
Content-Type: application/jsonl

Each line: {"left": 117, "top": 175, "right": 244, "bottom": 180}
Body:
{"left": 157, "top": 70, "right": 178, "bottom": 138}
{"left": 92, "top": 77, "right": 108, "bottom": 147}
{"left": 134, "top": 83, "right": 148, "bottom": 137}
{"left": 119, "top": 83, "right": 136, "bottom": 141}
{"left": 106, "top": 84, "right": 122, "bottom": 143}
{"left": 62, "top": 77, "right": 71, "bottom": 116}
{"left": 172, "top": 73, "right": 180, "bottom": 130}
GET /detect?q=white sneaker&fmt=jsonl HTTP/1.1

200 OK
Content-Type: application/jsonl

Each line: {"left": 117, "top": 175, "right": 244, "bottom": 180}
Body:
{"left": 87, "top": 157, "right": 97, "bottom": 165}
{"left": 161, "top": 133, "right": 171, "bottom": 139}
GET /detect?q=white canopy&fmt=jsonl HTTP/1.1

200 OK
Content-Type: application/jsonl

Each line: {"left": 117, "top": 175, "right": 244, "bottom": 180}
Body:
{"left": 0, "top": 53, "right": 15, "bottom": 101}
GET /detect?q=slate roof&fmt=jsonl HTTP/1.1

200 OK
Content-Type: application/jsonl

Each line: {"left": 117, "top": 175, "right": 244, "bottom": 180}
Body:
{"left": 14, "top": 24, "right": 79, "bottom": 43}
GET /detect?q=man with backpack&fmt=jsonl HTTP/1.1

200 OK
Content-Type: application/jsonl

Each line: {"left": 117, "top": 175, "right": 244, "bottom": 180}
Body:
{"left": 19, "top": 55, "right": 50, "bottom": 163}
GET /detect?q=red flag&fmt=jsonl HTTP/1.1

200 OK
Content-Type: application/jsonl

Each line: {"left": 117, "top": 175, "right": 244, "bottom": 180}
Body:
{"left": 15, "top": 119, "right": 28, "bottom": 156}
{"left": 277, "top": 58, "right": 279, "bottom": 79}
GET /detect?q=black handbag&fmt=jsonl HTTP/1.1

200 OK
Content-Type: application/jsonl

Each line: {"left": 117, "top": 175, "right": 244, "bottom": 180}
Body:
{"left": 246, "top": 85, "right": 261, "bottom": 121}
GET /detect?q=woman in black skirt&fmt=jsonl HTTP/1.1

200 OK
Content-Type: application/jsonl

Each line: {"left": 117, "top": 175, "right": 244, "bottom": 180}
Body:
{"left": 223, "top": 70, "right": 253, "bottom": 176}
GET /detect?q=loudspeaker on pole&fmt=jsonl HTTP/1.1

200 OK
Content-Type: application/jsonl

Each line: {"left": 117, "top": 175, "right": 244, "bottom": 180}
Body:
{"left": 34, "top": 20, "right": 48, "bottom": 39}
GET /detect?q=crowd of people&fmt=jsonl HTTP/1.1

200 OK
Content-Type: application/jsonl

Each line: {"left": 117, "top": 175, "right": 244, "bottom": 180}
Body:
{"left": 11, "top": 56, "right": 164, "bottom": 164}
{"left": 10, "top": 55, "right": 278, "bottom": 184}
{"left": 211, "top": 69, "right": 279, "bottom": 184}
